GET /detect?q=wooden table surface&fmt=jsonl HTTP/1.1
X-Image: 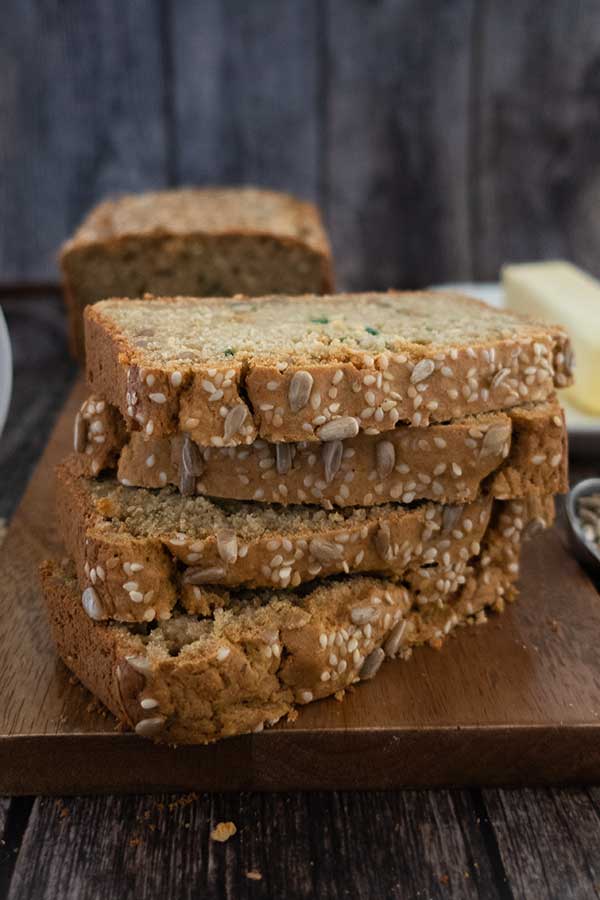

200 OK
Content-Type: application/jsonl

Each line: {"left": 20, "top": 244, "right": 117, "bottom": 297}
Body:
{"left": 1, "top": 292, "right": 600, "bottom": 900}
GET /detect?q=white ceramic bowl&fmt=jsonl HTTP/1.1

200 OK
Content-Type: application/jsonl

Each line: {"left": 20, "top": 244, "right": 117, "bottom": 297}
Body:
{"left": 0, "top": 306, "right": 12, "bottom": 437}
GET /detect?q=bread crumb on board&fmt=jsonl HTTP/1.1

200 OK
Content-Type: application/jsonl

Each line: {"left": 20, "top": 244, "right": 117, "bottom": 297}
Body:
{"left": 211, "top": 821, "right": 237, "bottom": 842}
{"left": 246, "top": 871, "right": 263, "bottom": 881}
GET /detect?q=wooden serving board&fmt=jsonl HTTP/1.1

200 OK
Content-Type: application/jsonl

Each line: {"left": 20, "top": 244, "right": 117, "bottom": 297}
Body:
{"left": 2, "top": 380, "right": 600, "bottom": 795}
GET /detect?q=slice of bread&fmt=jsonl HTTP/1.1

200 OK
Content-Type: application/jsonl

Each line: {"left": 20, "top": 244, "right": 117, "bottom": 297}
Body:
{"left": 84, "top": 291, "right": 573, "bottom": 445}
{"left": 58, "top": 460, "right": 501, "bottom": 622}
{"left": 61, "top": 187, "right": 334, "bottom": 358}
{"left": 72, "top": 395, "right": 567, "bottom": 508}
{"left": 40, "top": 495, "right": 543, "bottom": 744}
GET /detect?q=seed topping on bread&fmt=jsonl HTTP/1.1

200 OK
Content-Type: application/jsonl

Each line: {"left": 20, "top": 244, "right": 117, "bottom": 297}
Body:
{"left": 85, "top": 292, "right": 573, "bottom": 446}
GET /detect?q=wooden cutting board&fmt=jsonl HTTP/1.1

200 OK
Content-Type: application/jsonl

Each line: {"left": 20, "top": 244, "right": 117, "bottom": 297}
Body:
{"left": 1, "top": 379, "right": 600, "bottom": 795}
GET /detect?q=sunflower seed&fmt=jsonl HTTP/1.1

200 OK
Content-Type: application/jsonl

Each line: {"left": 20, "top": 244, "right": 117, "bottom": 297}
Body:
{"left": 322, "top": 440, "right": 343, "bottom": 483}
{"left": 140, "top": 698, "right": 159, "bottom": 710}
{"left": 384, "top": 621, "right": 408, "bottom": 657}
{"left": 223, "top": 404, "right": 248, "bottom": 441}
{"left": 116, "top": 659, "right": 146, "bottom": 700}
{"left": 73, "top": 411, "right": 87, "bottom": 452}
{"left": 523, "top": 517, "right": 546, "bottom": 540}
{"left": 317, "top": 417, "right": 359, "bottom": 442}
{"left": 579, "top": 495, "right": 600, "bottom": 511}
{"left": 410, "top": 359, "right": 435, "bottom": 384}
{"left": 276, "top": 443, "right": 292, "bottom": 475}
{"left": 183, "top": 566, "right": 227, "bottom": 584}
{"left": 181, "top": 434, "right": 204, "bottom": 477}
{"left": 217, "top": 529, "right": 238, "bottom": 564}
{"left": 125, "top": 655, "right": 152, "bottom": 675}
{"left": 375, "top": 440, "right": 395, "bottom": 478}
{"left": 309, "top": 538, "right": 344, "bottom": 563}
{"left": 135, "top": 716, "right": 167, "bottom": 738}
{"left": 374, "top": 524, "right": 395, "bottom": 561}
{"left": 491, "top": 367, "right": 511, "bottom": 390}
{"left": 442, "top": 506, "right": 462, "bottom": 534}
{"left": 82, "top": 586, "right": 103, "bottom": 620}
{"left": 360, "top": 648, "right": 385, "bottom": 680}
{"left": 288, "top": 371, "right": 314, "bottom": 412}
{"left": 179, "top": 470, "right": 196, "bottom": 496}
{"left": 481, "top": 423, "right": 511, "bottom": 456}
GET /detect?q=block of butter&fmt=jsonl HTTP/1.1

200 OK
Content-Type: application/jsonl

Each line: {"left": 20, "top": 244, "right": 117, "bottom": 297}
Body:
{"left": 502, "top": 260, "right": 600, "bottom": 415}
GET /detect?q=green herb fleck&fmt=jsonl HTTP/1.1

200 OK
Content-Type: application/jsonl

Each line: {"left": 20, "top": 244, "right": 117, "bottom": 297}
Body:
{"left": 310, "top": 315, "right": 329, "bottom": 324}
{"left": 365, "top": 326, "right": 380, "bottom": 335}
{"left": 223, "top": 348, "right": 235, "bottom": 357}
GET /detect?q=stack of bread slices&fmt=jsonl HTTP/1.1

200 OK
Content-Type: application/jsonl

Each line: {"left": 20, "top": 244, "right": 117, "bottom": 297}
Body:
{"left": 41, "top": 290, "right": 572, "bottom": 744}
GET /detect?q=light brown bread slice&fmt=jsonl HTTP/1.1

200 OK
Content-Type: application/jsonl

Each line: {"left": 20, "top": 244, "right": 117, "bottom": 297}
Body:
{"left": 40, "top": 495, "right": 545, "bottom": 744}
{"left": 85, "top": 291, "right": 572, "bottom": 446}
{"left": 72, "top": 396, "right": 567, "bottom": 508}
{"left": 58, "top": 460, "right": 497, "bottom": 622}
{"left": 61, "top": 187, "right": 334, "bottom": 359}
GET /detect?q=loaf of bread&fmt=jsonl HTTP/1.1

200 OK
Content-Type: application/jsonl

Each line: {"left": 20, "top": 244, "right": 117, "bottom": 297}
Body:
{"left": 61, "top": 187, "right": 334, "bottom": 358}
{"left": 58, "top": 460, "right": 502, "bottom": 622}
{"left": 84, "top": 292, "right": 573, "bottom": 446}
{"left": 41, "top": 494, "right": 549, "bottom": 744}
{"left": 72, "top": 395, "right": 567, "bottom": 508}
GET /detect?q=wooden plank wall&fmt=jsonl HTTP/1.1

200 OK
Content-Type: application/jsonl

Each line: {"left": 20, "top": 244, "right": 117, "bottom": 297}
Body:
{"left": 1, "top": 0, "right": 600, "bottom": 290}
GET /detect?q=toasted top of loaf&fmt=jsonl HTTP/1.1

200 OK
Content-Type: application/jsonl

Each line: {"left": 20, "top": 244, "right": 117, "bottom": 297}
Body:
{"left": 61, "top": 187, "right": 330, "bottom": 257}
{"left": 86, "top": 291, "right": 569, "bottom": 367}
{"left": 85, "top": 291, "right": 572, "bottom": 444}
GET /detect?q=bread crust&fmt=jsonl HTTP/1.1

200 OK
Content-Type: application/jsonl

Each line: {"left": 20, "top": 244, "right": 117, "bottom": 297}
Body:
{"left": 41, "top": 495, "right": 548, "bottom": 744}
{"left": 84, "top": 292, "right": 573, "bottom": 445}
{"left": 72, "top": 396, "right": 567, "bottom": 509}
{"left": 61, "top": 187, "right": 334, "bottom": 359}
{"left": 58, "top": 460, "right": 498, "bottom": 622}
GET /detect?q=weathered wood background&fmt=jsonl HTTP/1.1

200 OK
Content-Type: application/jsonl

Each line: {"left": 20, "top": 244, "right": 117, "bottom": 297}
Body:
{"left": 1, "top": 0, "right": 600, "bottom": 291}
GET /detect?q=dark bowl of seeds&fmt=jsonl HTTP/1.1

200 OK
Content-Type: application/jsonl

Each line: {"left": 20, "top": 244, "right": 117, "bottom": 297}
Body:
{"left": 566, "top": 479, "right": 600, "bottom": 574}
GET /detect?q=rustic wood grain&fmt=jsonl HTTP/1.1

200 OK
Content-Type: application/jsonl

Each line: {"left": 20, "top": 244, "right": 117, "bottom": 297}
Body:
{"left": 3, "top": 2, "right": 600, "bottom": 288}
{"left": 171, "top": 0, "right": 321, "bottom": 203}
{"left": 6, "top": 790, "right": 509, "bottom": 900}
{"left": 0, "top": 0, "right": 168, "bottom": 281}
{"left": 1, "top": 374, "right": 600, "bottom": 792}
{"left": 472, "top": 0, "right": 600, "bottom": 280}
{"left": 0, "top": 797, "right": 29, "bottom": 899}
{"left": 482, "top": 788, "right": 600, "bottom": 899}
{"left": 321, "top": 0, "right": 475, "bottom": 290}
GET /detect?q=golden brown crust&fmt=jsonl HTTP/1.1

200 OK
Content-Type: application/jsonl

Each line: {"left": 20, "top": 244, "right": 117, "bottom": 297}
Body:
{"left": 61, "top": 188, "right": 332, "bottom": 257}
{"left": 84, "top": 292, "right": 573, "bottom": 445}
{"left": 74, "top": 396, "right": 568, "bottom": 509}
{"left": 60, "top": 188, "right": 334, "bottom": 359}
{"left": 40, "top": 496, "right": 539, "bottom": 744}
